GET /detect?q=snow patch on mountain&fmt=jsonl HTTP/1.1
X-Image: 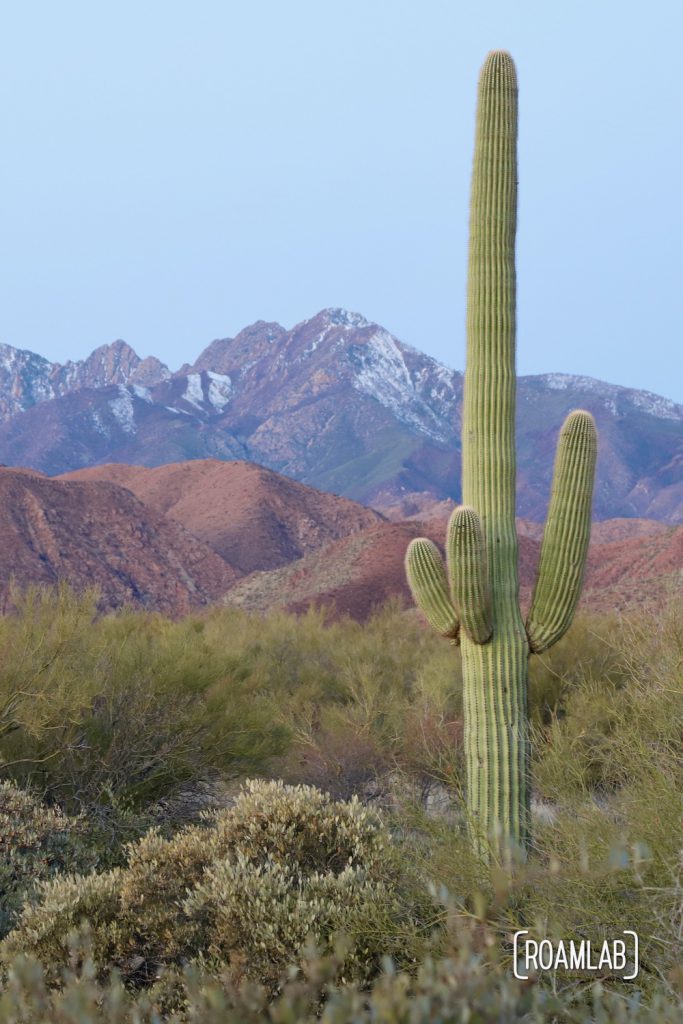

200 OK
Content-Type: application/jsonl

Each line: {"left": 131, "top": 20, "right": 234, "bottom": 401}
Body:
{"left": 301, "top": 326, "right": 332, "bottom": 358}
{"left": 108, "top": 386, "right": 136, "bottom": 434}
{"left": 538, "top": 374, "right": 683, "bottom": 421}
{"left": 411, "top": 361, "right": 461, "bottom": 406}
{"left": 206, "top": 371, "right": 232, "bottom": 412}
{"left": 542, "top": 373, "right": 625, "bottom": 397}
{"left": 354, "top": 330, "right": 412, "bottom": 392}
{"left": 349, "top": 330, "right": 452, "bottom": 442}
{"left": 0, "top": 347, "right": 14, "bottom": 372}
{"left": 182, "top": 374, "right": 205, "bottom": 411}
{"left": 0, "top": 346, "right": 23, "bottom": 375}
{"left": 91, "top": 409, "right": 110, "bottom": 438}
{"left": 0, "top": 345, "right": 56, "bottom": 410}
{"left": 132, "top": 385, "right": 152, "bottom": 403}
{"left": 301, "top": 308, "right": 369, "bottom": 332}
{"left": 629, "top": 390, "right": 682, "bottom": 421}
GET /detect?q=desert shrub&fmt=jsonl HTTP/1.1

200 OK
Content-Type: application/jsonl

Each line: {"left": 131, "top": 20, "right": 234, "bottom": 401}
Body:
{"left": 185, "top": 779, "right": 433, "bottom": 989}
{"left": 533, "top": 600, "right": 681, "bottom": 802}
{"left": 527, "top": 616, "right": 683, "bottom": 997}
{"left": 0, "top": 781, "right": 99, "bottom": 939}
{"left": 263, "top": 597, "right": 466, "bottom": 800}
{"left": 186, "top": 854, "right": 397, "bottom": 991}
{"left": 2, "top": 871, "right": 126, "bottom": 988}
{"left": 1, "top": 929, "right": 681, "bottom": 1023}
{"left": 527, "top": 609, "right": 627, "bottom": 728}
{"left": 0, "top": 819, "right": 225, "bottom": 987}
{"left": 283, "top": 715, "right": 390, "bottom": 800}
{"left": 523, "top": 794, "right": 682, "bottom": 995}
{"left": 2, "top": 781, "right": 433, "bottom": 995}
{"left": 0, "top": 586, "right": 289, "bottom": 856}
{"left": 211, "top": 777, "right": 390, "bottom": 872}
{"left": 202, "top": 601, "right": 352, "bottom": 709}
{"left": 534, "top": 595, "right": 682, "bottom": 812}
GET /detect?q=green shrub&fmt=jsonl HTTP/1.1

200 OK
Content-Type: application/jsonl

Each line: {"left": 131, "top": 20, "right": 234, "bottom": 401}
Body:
{"left": 527, "top": 609, "right": 627, "bottom": 728}
{"left": 529, "top": 598, "right": 682, "bottom": 994}
{"left": 0, "top": 781, "right": 99, "bottom": 939}
{"left": 0, "top": 587, "right": 290, "bottom": 856}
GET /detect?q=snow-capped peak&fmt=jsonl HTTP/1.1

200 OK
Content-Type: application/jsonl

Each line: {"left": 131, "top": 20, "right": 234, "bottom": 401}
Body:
{"left": 318, "top": 308, "right": 370, "bottom": 329}
{"left": 537, "top": 373, "right": 683, "bottom": 422}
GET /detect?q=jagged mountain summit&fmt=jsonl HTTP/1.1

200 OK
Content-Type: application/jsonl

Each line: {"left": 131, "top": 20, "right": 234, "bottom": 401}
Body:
{"left": 0, "top": 308, "right": 680, "bottom": 521}
{"left": 0, "top": 338, "right": 170, "bottom": 421}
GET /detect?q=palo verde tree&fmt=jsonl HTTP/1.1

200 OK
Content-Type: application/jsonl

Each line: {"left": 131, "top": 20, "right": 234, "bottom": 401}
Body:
{"left": 404, "top": 51, "right": 597, "bottom": 860}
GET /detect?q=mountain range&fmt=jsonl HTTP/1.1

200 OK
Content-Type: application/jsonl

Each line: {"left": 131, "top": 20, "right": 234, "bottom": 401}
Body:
{"left": 0, "top": 308, "right": 680, "bottom": 523}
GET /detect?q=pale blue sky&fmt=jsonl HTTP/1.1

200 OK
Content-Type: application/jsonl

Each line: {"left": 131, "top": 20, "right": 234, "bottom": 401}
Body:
{"left": 1, "top": 1, "right": 681, "bottom": 402}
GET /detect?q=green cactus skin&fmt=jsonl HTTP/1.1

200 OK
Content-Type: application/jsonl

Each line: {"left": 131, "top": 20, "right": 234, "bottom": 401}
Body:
{"left": 526, "top": 410, "right": 598, "bottom": 653}
{"left": 405, "top": 537, "right": 460, "bottom": 642}
{"left": 446, "top": 506, "right": 492, "bottom": 644}
{"left": 404, "top": 51, "right": 597, "bottom": 860}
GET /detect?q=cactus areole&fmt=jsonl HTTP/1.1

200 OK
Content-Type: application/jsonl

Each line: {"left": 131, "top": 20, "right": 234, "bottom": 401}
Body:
{"left": 404, "top": 52, "right": 597, "bottom": 860}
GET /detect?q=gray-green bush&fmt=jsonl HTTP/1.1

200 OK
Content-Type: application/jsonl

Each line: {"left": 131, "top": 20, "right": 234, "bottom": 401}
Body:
{"left": 0, "top": 781, "right": 98, "bottom": 939}
{"left": 1, "top": 780, "right": 433, "bottom": 995}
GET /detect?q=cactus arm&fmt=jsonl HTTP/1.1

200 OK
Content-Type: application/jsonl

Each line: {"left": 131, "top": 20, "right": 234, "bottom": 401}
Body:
{"left": 526, "top": 410, "right": 598, "bottom": 653}
{"left": 446, "top": 506, "right": 493, "bottom": 644}
{"left": 405, "top": 538, "right": 460, "bottom": 642}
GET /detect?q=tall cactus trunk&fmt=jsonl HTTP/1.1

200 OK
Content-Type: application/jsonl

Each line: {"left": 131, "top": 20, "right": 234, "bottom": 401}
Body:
{"left": 404, "top": 51, "right": 597, "bottom": 862}
{"left": 462, "top": 53, "right": 529, "bottom": 856}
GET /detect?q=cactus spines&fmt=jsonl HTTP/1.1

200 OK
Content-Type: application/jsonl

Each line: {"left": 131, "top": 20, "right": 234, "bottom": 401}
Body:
{"left": 403, "top": 50, "right": 597, "bottom": 859}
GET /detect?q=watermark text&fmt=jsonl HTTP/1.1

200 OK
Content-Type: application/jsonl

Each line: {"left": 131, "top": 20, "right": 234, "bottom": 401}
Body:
{"left": 513, "top": 930, "right": 639, "bottom": 981}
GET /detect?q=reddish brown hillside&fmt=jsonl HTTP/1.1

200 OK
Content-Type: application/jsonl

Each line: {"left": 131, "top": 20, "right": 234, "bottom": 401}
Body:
{"left": 588, "top": 518, "right": 671, "bottom": 544}
{"left": 59, "top": 460, "right": 385, "bottom": 574}
{"left": 0, "top": 468, "right": 239, "bottom": 615}
{"left": 582, "top": 526, "right": 683, "bottom": 610}
{"left": 400, "top": 511, "right": 680, "bottom": 614}
{"left": 220, "top": 512, "right": 681, "bottom": 627}
{"left": 1, "top": 459, "right": 675, "bottom": 625}
{"left": 220, "top": 519, "right": 542, "bottom": 626}
{"left": 374, "top": 495, "right": 672, "bottom": 544}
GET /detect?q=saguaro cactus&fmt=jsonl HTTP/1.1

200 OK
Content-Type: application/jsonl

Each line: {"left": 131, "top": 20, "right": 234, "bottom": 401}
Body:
{"left": 404, "top": 51, "right": 597, "bottom": 859}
